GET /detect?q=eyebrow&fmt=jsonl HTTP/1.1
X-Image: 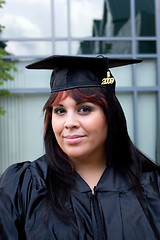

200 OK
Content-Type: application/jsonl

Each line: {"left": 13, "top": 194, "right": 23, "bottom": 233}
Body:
{"left": 54, "top": 101, "right": 89, "bottom": 107}
{"left": 77, "top": 100, "right": 94, "bottom": 105}
{"left": 57, "top": 104, "right": 64, "bottom": 107}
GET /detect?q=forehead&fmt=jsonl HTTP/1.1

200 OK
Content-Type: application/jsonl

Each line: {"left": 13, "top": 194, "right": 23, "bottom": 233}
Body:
{"left": 51, "top": 87, "right": 107, "bottom": 108}
{"left": 52, "top": 90, "right": 72, "bottom": 106}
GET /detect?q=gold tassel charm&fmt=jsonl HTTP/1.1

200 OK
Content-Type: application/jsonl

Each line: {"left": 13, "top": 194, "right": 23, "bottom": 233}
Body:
{"left": 101, "top": 71, "right": 115, "bottom": 85}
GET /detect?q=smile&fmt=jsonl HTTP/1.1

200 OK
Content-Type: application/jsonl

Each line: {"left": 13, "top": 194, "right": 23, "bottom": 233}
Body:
{"left": 63, "top": 135, "right": 86, "bottom": 144}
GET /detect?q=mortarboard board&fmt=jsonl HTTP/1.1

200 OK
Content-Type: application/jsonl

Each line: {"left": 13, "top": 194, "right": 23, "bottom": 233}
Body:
{"left": 25, "top": 55, "right": 142, "bottom": 92}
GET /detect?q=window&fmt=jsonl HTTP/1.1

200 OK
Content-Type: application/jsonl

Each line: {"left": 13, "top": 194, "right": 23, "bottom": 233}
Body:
{"left": 0, "top": 0, "right": 159, "bottom": 173}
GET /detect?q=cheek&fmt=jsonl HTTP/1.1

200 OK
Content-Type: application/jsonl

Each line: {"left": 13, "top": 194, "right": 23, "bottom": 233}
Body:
{"left": 84, "top": 115, "right": 107, "bottom": 138}
{"left": 96, "top": 119, "right": 108, "bottom": 138}
{"left": 96, "top": 114, "right": 107, "bottom": 138}
{"left": 90, "top": 112, "right": 107, "bottom": 129}
{"left": 51, "top": 118, "right": 63, "bottom": 136}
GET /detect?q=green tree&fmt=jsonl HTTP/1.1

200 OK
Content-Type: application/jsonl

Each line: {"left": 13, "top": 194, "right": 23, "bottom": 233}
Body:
{"left": 0, "top": 0, "right": 17, "bottom": 115}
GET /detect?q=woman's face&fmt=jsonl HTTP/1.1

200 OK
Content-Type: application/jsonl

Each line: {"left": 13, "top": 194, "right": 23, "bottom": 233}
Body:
{"left": 51, "top": 95, "right": 108, "bottom": 163}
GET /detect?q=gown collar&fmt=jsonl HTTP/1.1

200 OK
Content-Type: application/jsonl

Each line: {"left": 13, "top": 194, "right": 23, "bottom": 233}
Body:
{"left": 71, "top": 166, "right": 131, "bottom": 193}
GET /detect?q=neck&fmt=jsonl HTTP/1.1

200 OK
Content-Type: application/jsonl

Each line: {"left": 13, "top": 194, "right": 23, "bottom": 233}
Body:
{"left": 76, "top": 163, "right": 106, "bottom": 193}
{"left": 72, "top": 153, "right": 107, "bottom": 192}
{"left": 71, "top": 145, "right": 107, "bottom": 169}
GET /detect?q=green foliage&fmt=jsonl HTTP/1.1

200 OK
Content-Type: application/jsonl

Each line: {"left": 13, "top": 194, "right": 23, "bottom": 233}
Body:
{"left": 0, "top": 0, "right": 5, "bottom": 8}
{"left": 0, "top": 0, "right": 17, "bottom": 115}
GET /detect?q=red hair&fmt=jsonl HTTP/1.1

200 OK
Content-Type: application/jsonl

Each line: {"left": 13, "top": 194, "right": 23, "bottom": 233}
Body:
{"left": 43, "top": 87, "right": 108, "bottom": 136}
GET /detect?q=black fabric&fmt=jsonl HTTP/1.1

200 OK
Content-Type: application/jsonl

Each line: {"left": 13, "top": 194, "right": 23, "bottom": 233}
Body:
{"left": 25, "top": 55, "right": 142, "bottom": 93}
{"left": 49, "top": 68, "right": 107, "bottom": 92}
{"left": 25, "top": 55, "right": 142, "bottom": 70}
{"left": 0, "top": 155, "right": 160, "bottom": 240}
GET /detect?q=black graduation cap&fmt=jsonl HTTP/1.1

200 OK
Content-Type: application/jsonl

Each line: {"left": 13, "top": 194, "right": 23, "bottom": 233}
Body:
{"left": 25, "top": 55, "right": 142, "bottom": 92}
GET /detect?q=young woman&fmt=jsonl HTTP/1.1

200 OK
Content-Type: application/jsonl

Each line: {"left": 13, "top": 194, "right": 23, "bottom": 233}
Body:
{"left": 0, "top": 55, "right": 160, "bottom": 240}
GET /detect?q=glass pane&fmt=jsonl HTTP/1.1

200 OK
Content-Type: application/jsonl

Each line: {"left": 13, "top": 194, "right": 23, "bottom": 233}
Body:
{"left": 138, "top": 93, "right": 157, "bottom": 161}
{"left": 5, "top": 41, "right": 52, "bottom": 56}
{"left": 135, "top": 0, "right": 155, "bottom": 36}
{"left": 1, "top": 0, "right": 51, "bottom": 38}
{"left": 0, "top": 94, "right": 49, "bottom": 173}
{"left": 55, "top": 41, "right": 69, "bottom": 55}
{"left": 22, "top": 94, "right": 48, "bottom": 161}
{"left": 0, "top": 61, "right": 52, "bottom": 89}
{"left": 112, "top": 64, "right": 132, "bottom": 87}
{"left": 116, "top": 93, "right": 134, "bottom": 141}
{"left": 70, "top": 0, "right": 131, "bottom": 37}
{"left": 54, "top": 0, "right": 68, "bottom": 37}
{"left": 136, "top": 41, "right": 156, "bottom": 54}
{"left": 136, "top": 59, "right": 157, "bottom": 86}
{"left": 72, "top": 40, "right": 131, "bottom": 55}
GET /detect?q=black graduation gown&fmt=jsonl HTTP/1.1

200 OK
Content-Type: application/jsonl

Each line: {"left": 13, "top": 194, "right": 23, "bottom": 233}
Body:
{"left": 0, "top": 155, "right": 160, "bottom": 240}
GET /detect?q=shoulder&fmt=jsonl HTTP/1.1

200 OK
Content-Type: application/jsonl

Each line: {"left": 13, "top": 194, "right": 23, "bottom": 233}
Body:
{"left": 141, "top": 170, "right": 160, "bottom": 194}
{"left": 0, "top": 155, "right": 48, "bottom": 199}
{"left": 0, "top": 156, "right": 48, "bottom": 236}
{"left": 141, "top": 170, "right": 160, "bottom": 184}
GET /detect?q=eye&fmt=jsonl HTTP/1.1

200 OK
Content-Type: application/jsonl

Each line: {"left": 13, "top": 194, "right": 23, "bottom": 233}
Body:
{"left": 53, "top": 108, "right": 66, "bottom": 115}
{"left": 78, "top": 106, "right": 93, "bottom": 114}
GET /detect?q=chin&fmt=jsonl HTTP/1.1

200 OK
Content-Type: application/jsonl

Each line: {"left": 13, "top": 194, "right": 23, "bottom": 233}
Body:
{"left": 67, "top": 153, "right": 85, "bottom": 160}
{"left": 62, "top": 146, "right": 86, "bottom": 158}
{"left": 65, "top": 151, "right": 87, "bottom": 161}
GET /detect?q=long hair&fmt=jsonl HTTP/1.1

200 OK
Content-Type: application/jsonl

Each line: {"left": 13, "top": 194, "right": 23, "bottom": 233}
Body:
{"left": 43, "top": 87, "right": 160, "bottom": 220}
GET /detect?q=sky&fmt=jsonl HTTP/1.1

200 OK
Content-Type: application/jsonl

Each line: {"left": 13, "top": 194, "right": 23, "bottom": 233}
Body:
{"left": 0, "top": 0, "right": 104, "bottom": 55}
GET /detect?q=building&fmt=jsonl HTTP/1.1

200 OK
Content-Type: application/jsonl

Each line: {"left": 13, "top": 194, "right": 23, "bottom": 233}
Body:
{"left": 0, "top": 0, "right": 160, "bottom": 173}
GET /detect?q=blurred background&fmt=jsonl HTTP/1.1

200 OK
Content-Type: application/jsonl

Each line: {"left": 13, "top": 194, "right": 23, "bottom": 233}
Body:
{"left": 0, "top": 0, "right": 160, "bottom": 173}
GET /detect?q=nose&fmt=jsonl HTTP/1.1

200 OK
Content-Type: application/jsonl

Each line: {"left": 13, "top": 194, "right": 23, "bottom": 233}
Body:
{"left": 64, "top": 112, "right": 80, "bottom": 129}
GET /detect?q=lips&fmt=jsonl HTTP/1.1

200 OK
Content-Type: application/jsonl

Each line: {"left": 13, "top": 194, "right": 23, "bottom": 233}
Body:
{"left": 63, "top": 135, "right": 86, "bottom": 144}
